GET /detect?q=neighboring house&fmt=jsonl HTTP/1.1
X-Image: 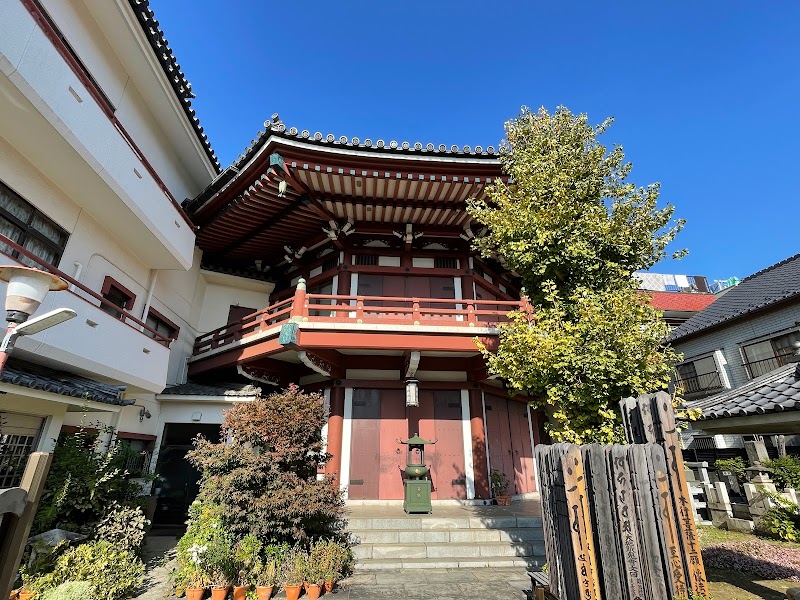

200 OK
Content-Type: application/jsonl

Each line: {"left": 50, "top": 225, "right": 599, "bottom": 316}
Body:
{"left": 0, "top": 0, "right": 540, "bottom": 525}
{"left": 636, "top": 272, "right": 716, "bottom": 328}
{"left": 667, "top": 253, "right": 800, "bottom": 461}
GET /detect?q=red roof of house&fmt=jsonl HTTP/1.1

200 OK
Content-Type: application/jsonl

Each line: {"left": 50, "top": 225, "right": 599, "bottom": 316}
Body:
{"left": 648, "top": 291, "right": 716, "bottom": 312}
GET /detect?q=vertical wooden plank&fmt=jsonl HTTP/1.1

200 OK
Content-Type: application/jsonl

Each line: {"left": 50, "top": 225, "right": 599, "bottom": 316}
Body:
{"left": 636, "top": 396, "right": 658, "bottom": 444}
{"left": 349, "top": 389, "right": 381, "bottom": 499}
{"left": 509, "top": 400, "right": 535, "bottom": 494}
{"left": 378, "top": 388, "right": 407, "bottom": 500}
{"left": 610, "top": 445, "right": 648, "bottom": 600}
{"left": 652, "top": 391, "right": 709, "bottom": 597}
{"left": 484, "top": 394, "right": 516, "bottom": 494}
{"left": 620, "top": 396, "right": 643, "bottom": 444}
{"left": 582, "top": 444, "right": 624, "bottom": 599}
{"left": 561, "top": 445, "right": 601, "bottom": 600}
{"left": 630, "top": 444, "right": 668, "bottom": 599}
{"left": 651, "top": 445, "right": 689, "bottom": 598}
{"left": 432, "top": 390, "right": 467, "bottom": 499}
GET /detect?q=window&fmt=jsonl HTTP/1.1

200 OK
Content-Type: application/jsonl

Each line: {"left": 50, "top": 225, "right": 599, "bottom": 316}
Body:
{"left": 675, "top": 355, "right": 722, "bottom": 396}
{"left": 0, "top": 181, "right": 69, "bottom": 267}
{"left": 116, "top": 433, "right": 156, "bottom": 478}
{"left": 434, "top": 257, "right": 459, "bottom": 269}
{"left": 0, "top": 413, "right": 44, "bottom": 488}
{"left": 353, "top": 254, "right": 378, "bottom": 266}
{"left": 100, "top": 276, "right": 136, "bottom": 320}
{"left": 742, "top": 331, "right": 800, "bottom": 378}
{"left": 145, "top": 308, "right": 179, "bottom": 341}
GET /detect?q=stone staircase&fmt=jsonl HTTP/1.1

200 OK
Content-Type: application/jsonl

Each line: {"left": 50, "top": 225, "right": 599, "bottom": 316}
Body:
{"left": 347, "top": 509, "right": 546, "bottom": 570}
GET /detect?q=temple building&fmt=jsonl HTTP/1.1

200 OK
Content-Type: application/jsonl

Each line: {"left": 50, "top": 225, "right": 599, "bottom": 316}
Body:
{"left": 184, "top": 116, "right": 543, "bottom": 503}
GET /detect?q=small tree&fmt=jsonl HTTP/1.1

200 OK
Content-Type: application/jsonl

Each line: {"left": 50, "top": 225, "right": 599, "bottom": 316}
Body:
{"left": 187, "top": 385, "right": 345, "bottom": 544}
{"left": 468, "top": 106, "right": 684, "bottom": 443}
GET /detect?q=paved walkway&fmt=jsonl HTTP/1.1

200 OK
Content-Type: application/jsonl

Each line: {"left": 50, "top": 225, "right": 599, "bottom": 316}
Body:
{"left": 338, "top": 567, "right": 532, "bottom": 599}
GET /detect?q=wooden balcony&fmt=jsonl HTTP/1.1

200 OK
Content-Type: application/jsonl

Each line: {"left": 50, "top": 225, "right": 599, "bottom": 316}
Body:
{"left": 192, "top": 281, "right": 529, "bottom": 358}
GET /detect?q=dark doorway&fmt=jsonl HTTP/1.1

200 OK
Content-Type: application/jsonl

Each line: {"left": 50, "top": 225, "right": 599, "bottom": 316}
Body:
{"left": 152, "top": 423, "right": 221, "bottom": 531}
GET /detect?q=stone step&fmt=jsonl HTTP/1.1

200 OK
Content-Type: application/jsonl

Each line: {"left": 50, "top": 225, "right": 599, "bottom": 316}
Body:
{"left": 353, "top": 540, "right": 546, "bottom": 561}
{"left": 349, "top": 527, "right": 544, "bottom": 544}
{"left": 355, "top": 555, "right": 546, "bottom": 571}
{"left": 346, "top": 516, "right": 542, "bottom": 531}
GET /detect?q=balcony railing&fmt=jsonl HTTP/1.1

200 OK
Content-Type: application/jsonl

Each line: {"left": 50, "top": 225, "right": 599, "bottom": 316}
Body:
{"left": 676, "top": 370, "right": 723, "bottom": 395}
{"left": 0, "top": 233, "right": 172, "bottom": 346}
{"left": 744, "top": 351, "right": 796, "bottom": 379}
{"left": 193, "top": 282, "right": 529, "bottom": 356}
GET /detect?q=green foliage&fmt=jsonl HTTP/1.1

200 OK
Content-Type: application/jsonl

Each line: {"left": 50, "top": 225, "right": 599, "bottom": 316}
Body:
{"left": 94, "top": 502, "right": 149, "bottom": 554}
{"left": 765, "top": 456, "right": 800, "bottom": 490}
{"left": 467, "top": 106, "right": 684, "bottom": 443}
{"left": 715, "top": 457, "right": 747, "bottom": 484}
{"left": 27, "top": 541, "right": 144, "bottom": 600}
{"left": 41, "top": 581, "right": 97, "bottom": 600}
{"left": 279, "top": 548, "right": 307, "bottom": 587}
{"left": 233, "top": 534, "right": 262, "bottom": 585}
{"left": 173, "top": 502, "right": 235, "bottom": 591}
{"left": 755, "top": 494, "right": 800, "bottom": 542}
{"left": 490, "top": 469, "right": 509, "bottom": 497}
{"left": 308, "top": 539, "right": 353, "bottom": 583}
{"left": 34, "top": 423, "right": 142, "bottom": 534}
{"left": 187, "top": 385, "right": 346, "bottom": 544}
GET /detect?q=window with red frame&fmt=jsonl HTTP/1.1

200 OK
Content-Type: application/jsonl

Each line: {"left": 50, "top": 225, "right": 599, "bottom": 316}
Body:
{"left": 145, "top": 308, "right": 179, "bottom": 342}
{"left": 100, "top": 276, "right": 136, "bottom": 320}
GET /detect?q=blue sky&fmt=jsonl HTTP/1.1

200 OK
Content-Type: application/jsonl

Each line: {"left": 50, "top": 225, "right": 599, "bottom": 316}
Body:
{"left": 152, "top": 1, "right": 799, "bottom": 283}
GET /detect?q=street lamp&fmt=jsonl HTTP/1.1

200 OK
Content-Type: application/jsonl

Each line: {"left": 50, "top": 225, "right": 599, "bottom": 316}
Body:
{"left": 0, "top": 265, "right": 75, "bottom": 373}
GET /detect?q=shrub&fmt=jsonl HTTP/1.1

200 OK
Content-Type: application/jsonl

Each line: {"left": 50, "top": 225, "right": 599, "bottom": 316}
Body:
{"left": 309, "top": 539, "right": 354, "bottom": 583}
{"left": 703, "top": 539, "right": 800, "bottom": 580}
{"left": 34, "top": 423, "right": 142, "bottom": 534}
{"left": 491, "top": 469, "right": 509, "bottom": 497}
{"left": 187, "top": 385, "right": 346, "bottom": 544}
{"left": 765, "top": 455, "right": 800, "bottom": 490}
{"left": 279, "top": 548, "right": 307, "bottom": 587}
{"left": 28, "top": 541, "right": 144, "bottom": 600}
{"left": 755, "top": 496, "right": 800, "bottom": 542}
{"left": 715, "top": 457, "right": 747, "bottom": 484}
{"left": 94, "top": 502, "right": 149, "bottom": 554}
{"left": 173, "top": 502, "right": 235, "bottom": 591}
{"left": 41, "top": 581, "right": 97, "bottom": 600}
{"left": 233, "top": 534, "right": 262, "bottom": 585}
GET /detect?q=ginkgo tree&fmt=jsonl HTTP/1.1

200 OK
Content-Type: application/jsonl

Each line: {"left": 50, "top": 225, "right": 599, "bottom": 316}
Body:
{"left": 468, "top": 106, "right": 685, "bottom": 443}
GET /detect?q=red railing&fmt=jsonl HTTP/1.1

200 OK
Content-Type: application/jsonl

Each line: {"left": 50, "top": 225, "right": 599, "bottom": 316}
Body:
{"left": 0, "top": 233, "right": 172, "bottom": 346}
{"left": 193, "top": 282, "right": 530, "bottom": 356}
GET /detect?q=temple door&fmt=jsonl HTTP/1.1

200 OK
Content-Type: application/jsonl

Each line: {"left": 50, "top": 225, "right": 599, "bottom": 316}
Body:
{"left": 432, "top": 390, "right": 467, "bottom": 499}
{"left": 508, "top": 400, "right": 536, "bottom": 494}
{"left": 348, "top": 389, "right": 380, "bottom": 499}
{"left": 378, "top": 389, "right": 407, "bottom": 499}
{"left": 484, "top": 394, "right": 516, "bottom": 494}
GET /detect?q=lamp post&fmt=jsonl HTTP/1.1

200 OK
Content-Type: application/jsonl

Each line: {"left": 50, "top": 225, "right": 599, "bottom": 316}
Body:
{"left": 0, "top": 265, "right": 75, "bottom": 374}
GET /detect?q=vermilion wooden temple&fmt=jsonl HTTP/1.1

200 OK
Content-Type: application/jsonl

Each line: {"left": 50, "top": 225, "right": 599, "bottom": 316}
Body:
{"left": 186, "top": 116, "right": 543, "bottom": 501}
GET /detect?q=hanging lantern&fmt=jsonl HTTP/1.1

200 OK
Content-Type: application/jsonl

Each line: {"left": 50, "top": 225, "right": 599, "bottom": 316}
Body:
{"left": 405, "top": 378, "right": 419, "bottom": 407}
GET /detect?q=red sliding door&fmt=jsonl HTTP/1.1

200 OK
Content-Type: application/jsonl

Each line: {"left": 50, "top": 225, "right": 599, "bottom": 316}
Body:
{"left": 484, "top": 393, "right": 537, "bottom": 495}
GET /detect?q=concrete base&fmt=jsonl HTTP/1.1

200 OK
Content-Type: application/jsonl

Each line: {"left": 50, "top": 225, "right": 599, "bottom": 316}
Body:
{"left": 726, "top": 517, "right": 755, "bottom": 533}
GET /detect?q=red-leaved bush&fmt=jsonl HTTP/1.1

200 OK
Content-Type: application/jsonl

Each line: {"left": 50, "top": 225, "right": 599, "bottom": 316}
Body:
{"left": 702, "top": 540, "right": 800, "bottom": 580}
{"left": 187, "top": 385, "right": 346, "bottom": 544}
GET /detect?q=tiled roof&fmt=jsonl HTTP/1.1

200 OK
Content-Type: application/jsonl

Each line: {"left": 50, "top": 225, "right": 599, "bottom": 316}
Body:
{"left": 668, "top": 253, "right": 800, "bottom": 343}
{"left": 231, "top": 113, "right": 500, "bottom": 171}
{"left": 1, "top": 359, "right": 130, "bottom": 406}
{"left": 688, "top": 363, "right": 800, "bottom": 420}
{"left": 160, "top": 381, "right": 261, "bottom": 397}
{"left": 127, "top": 0, "right": 221, "bottom": 173}
{"left": 648, "top": 291, "right": 716, "bottom": 312}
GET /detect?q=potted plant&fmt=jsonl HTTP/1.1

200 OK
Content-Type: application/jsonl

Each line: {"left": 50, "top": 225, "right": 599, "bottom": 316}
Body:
{"left": 302, "top": 551, "right": 323, "bottom": 600}
{"left": 491, "top": 469, "right": 512, "bottom": 506}
{"left": 280, "top": 550, "right": 305, "bottom": 600}
{"left": 208, "top": 568, "right": 231, "bottom": 600}
{"left": 254, "top": 559, "right": 277, "bottom": 600}
{"left": 310, "top": 540, "right": 336, "bottom": 593}
{"left": 233, "top": 535, "right": 261, "bottom": 600}
{"left": 182, "top": 564, "right": 210, "bottom": 600}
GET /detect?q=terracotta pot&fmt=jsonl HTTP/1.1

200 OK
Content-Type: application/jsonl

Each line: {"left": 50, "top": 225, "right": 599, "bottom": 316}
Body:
{"left": 233, "top": 585, "right": 250, "bottom": 600}
{"left": 496, "top": 495, "right": 512, "bottom": 506}
{"left": 284, "top": 584, "right": 302, "bottom": 600}
{"left": 255, "top": 586, "right": 273, "bottom": 600}
{"left": 186, "top": 588, "right": 206, "bottom": 600}
{"left": 211, "top": 586, "right": 230, "bottom": 600}
{"left": 17, "top": 592, "right": 33, "bottom": 600}
{"left": 304, "top": 583, "right": 322, "bottom": 600}
{"left": 324, "top": 580, "right": 334, "bottom": 593}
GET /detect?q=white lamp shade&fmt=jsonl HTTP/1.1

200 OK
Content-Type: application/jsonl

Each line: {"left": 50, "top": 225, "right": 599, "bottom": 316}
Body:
{"left": 0, "top": 265, "right": 68, "bottom": 316}
{"left": 405, "top": 379, "right": 419, "bottom": 407}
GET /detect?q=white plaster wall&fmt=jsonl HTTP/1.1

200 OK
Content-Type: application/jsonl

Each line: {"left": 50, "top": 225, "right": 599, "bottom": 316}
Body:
{"left": 673, "top": 302, "right": 800, "bottom": 389}
{"left": 197, "top": 278, "right": 273, "bottom": 334}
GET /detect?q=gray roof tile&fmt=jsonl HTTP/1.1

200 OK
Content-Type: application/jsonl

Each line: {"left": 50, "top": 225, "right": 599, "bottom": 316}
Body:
{"left": 668, "top": 253, "right": 800, "bottom": 342}
{"left": 160, "top": 381, "right": 261, "bottom": 397}
{"left": 688, "top": 363, "right": 800, "bottom": 419}
{"left": 1, "top": 360, "right": 130, "bottom": 406}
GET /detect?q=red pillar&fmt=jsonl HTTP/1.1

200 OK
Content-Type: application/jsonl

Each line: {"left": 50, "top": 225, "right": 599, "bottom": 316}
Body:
{"left": 325, "top": 386, "right": 345, "bottom": 487}
{"left": 469, "top": 387, "right": 490, "bottom": 499}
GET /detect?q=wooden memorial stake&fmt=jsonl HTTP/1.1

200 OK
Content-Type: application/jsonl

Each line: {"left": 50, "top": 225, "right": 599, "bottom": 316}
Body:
{"left": 610, "top": 445, "right": 647, "bottom": 600}
{"left": 651, "top": 446, "right": 689, "bottom": 598}
{"left": 561, "top": 445, "right": 601, "bottom": 600}
{"left": 652, "top": 391, "right": 708, "bottom": 597}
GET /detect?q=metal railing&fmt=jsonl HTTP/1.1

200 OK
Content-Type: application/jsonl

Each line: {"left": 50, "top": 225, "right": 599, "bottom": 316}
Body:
{"left": 676, "top": 370, "right": 723, "bottom": 395}
{"left": 744, "top": 351, "right": 796, "bottom": 379}
{"left": 0, "top": 233, "right": 172, "bottom": 347}
{"left": 193, "top": 282, "right": 530, "bottom": 356}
